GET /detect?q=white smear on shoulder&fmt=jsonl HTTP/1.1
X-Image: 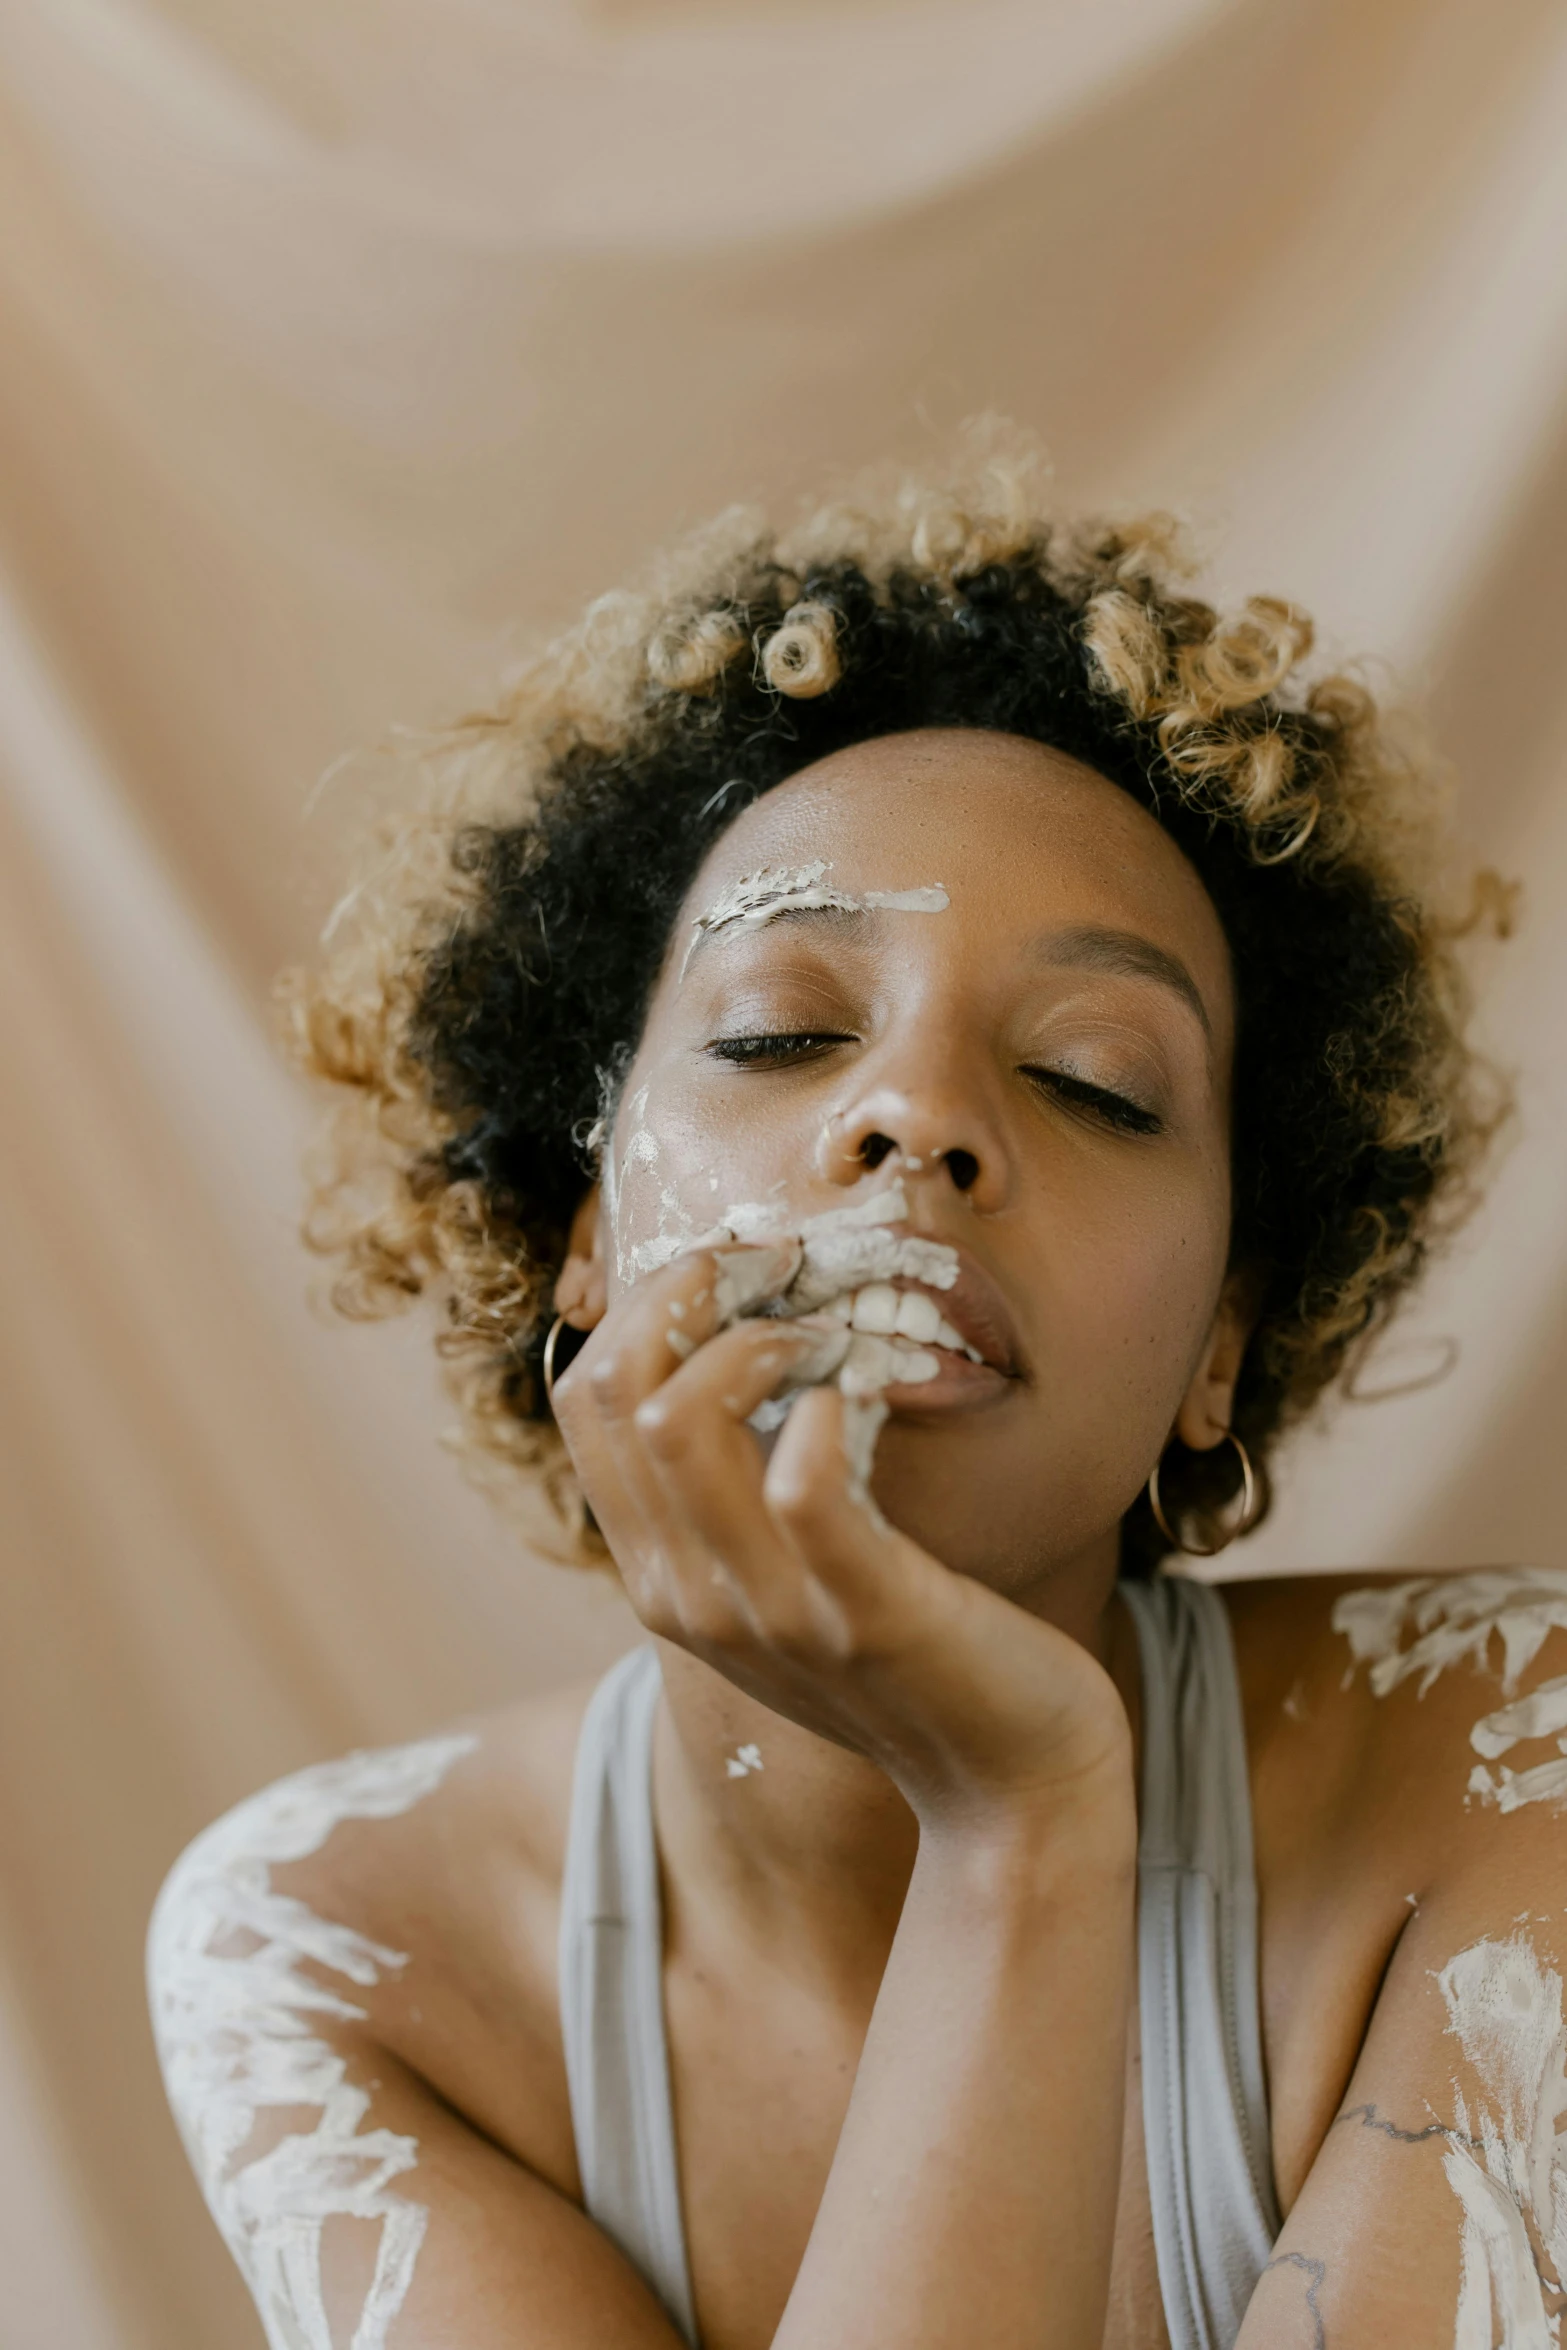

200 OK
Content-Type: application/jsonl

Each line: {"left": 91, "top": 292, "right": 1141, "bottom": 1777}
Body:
{"left": 1334, "top": 1571, "right": 1567, "bottom": 1819}
{"left": 1438, "top": 1930, "right": 1567, "bottom": 2347}
{"left": 147, "top": 1734, "right": 476, "bottom": 2350}
{"left": 1334, "top": 1570, "right": 1567, "bottom": 1700}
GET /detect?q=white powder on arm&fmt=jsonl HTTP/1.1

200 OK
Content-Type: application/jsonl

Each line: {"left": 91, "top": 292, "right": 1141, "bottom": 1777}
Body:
{"left": 147, "top": 1736, "right": 475, "bottom": 2350}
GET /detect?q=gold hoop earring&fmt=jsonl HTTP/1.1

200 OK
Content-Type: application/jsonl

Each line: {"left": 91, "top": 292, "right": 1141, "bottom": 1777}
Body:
{"left": 542, "top": 1314, "right": 572, "bottom": 1412}
{"left": 1147, "top": 1431, "right": 1259, "bottom": 1558}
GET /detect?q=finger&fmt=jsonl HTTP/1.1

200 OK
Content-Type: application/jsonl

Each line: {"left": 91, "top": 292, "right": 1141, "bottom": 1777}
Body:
{"left": 761, "top": 1385, "right": 938, "bottom": 1654}
{"left": 552, "top": 1238, "right": 794, "bottom": 1533}
{"left": 563, "top": 1237, "right": 800, "bottom": 1427}
{"left": 553, "top": 1247, "right": 800, "bottom": 1637}
{"left": 631, "top": 1318, "right": 844, "bottom": 1634}
{"left": 630, "top": 1322, "right": 858, "bottom": 1655}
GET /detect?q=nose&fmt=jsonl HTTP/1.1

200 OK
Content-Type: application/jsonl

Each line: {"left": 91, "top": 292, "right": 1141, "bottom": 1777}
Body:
{"left": 818, "top": 1080, "right": 1008, "bottom": 1211}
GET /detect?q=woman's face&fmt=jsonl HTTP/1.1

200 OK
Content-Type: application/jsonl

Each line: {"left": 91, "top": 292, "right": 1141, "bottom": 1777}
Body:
{"left": 600, "top": 727, "right": 1242, "bottom": 1596}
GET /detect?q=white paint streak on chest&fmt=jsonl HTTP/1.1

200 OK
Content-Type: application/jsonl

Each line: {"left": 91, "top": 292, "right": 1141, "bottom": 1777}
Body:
{"left": 1439, "top": 1932, "right": 1567, "bottom": 2348}
{"left": 147, "top": 1735, "right": 476, "bottom": 2350}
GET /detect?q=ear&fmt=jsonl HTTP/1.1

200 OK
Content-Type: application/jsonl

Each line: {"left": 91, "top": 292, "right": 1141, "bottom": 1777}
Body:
{"left": 1173, "top": 1268, "right": 1258, "bottom": 1451}
{"left": 552, "top": 1185, "right": 607, "bottom": 1331}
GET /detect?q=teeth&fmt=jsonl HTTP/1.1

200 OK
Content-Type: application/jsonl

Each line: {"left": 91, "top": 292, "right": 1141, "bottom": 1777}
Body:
{"left": 893, "top": 1289, "right": 942, "bottom": 1343}
{"left": 849, "top": 1282, "right": 900, "bottom": 1335}
{"left": 840, "top": 1334, "right": 940, "bottom": 1395}
{"left": 813, "top": 1286, "right": 985, "bottom": 1362}
{"left": 937, "top": 1315, "right": 983, "bottom": 1362}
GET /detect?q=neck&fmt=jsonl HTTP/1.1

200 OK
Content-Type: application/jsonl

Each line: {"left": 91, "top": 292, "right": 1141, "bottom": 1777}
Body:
{"left": 650, "top": 1540, "right": 1138, "bottom": 2001}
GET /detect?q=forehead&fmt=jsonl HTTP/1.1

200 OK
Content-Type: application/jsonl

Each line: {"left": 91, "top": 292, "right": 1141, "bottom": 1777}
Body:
{"left": 678, "top": 727, "right": 1233, "bottom": 1011}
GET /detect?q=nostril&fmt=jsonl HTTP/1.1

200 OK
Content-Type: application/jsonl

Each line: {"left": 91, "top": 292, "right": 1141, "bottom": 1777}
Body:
{"left": 944, "top": 1148, "right": 979, "bottom": 1192}
{"left": 860, "top": 1131, "right": 897, "bottom": 1170}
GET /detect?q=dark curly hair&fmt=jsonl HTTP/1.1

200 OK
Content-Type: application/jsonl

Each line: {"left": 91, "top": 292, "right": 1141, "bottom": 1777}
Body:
{"left": 281, "top": 442, "right": 1503, "bottom": 1570}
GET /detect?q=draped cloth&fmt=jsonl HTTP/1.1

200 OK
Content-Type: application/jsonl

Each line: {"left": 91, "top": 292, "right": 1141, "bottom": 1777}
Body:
{"left": 1, "top": 3, "right": 1565, "bottom": 2340}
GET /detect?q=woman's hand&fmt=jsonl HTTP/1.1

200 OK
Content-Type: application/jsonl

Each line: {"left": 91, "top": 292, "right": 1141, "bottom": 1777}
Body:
{"left": 552, "top": 1245, "right": 1133, "bottom": 1837}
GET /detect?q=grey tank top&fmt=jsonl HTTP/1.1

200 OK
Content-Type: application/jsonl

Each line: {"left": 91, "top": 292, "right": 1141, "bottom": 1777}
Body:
{"left": 558, "top": 1575, "right": 1280, "bottom": 2350}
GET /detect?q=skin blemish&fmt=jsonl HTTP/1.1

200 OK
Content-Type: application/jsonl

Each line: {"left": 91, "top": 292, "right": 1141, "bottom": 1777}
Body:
{"left": 679, "top": 859, "right": 948, "bottom": 979}
{"left": 725, "top": 1744, "right": 765, "bottom": 1779}
{"left": 147, "top": 1735, "right": 476, "bottom": 2350}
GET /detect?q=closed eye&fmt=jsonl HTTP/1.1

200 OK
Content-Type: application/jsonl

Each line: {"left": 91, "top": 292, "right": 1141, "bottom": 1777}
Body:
{"left": 707, "top": 1030, "right": 858, "bottom": 1069}
{"left": 1022, "top": 1066, "right": 1163, "bottom": 1136}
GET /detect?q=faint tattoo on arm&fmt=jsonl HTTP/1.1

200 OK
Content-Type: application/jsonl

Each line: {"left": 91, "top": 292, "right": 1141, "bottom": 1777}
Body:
{"left": 1260, "top": 2251, "right": 1327, "bottom": 2350}
{"left": 1332, "top": 2101, "right": 1481, "bottom": 2155}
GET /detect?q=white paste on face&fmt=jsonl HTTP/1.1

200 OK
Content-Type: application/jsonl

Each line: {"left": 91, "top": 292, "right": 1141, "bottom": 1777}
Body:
{"left": 1333, "top": 1571, "right": 1567, "bottom": 1819}
{"left": 723, "top": 1178, "right": 960, "bottom": 1312}
{"left": 1438, "top": 1931, "right": 1567, "bottom": 2347}
{"left": 609, "top": 1082, "right": 702, "bottom": 1284}
{"left": 147, "top": 1734, "right": 476, "bottom": 2350}
{"left": 711, "top": 1183, "right": 958, "bottom": 1498}
{"left": 679, "top": 859, "right": 948, "bottom": 977}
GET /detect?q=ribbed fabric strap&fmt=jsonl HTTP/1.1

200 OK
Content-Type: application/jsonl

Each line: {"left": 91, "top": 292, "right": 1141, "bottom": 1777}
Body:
{"left": 558, "top": 1646, "right": 699, "bottom": 2346}
{"left": 560, "top": 1591, "right": 1278, "bottom": 2350}
{"left": 1122, "top": 1576, "right": 1281, "bottom": 2350}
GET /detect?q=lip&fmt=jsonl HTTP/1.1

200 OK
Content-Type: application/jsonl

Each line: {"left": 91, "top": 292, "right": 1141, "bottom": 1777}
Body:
{"left": 882, "top": 1346, "right": 1014, "bottom": 1415}
{"left": 888, "top": 1245, "right": 1023, "bottom": 1383}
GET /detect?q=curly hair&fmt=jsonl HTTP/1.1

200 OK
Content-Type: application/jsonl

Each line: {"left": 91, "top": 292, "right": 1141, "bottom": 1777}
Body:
{"left": 280, "top": 439, "right": 1506, "bottom": 1571}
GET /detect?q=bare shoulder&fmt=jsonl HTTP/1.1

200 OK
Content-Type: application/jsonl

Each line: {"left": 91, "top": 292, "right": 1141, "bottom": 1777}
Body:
{"left": 1222, "top": 1563, "right": 1567, "bottom": 1868}
{"left": 267, "top": 1675, "right": 596, "bottom": 1979}
{"left": 149, "top": 1668, "right": 611, "bottom": 2198}
{"left": 1217, "top": 1566, "right": 1567, "bottom": 2205}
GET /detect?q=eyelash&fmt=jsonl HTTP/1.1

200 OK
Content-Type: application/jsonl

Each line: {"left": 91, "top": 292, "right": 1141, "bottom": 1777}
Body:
{"left": 709, "top": 1034, "right": 1163, "bottom": 1136}
{"left": 707, "top": 1031, "right": 852, "bottom": 1068}
{"left": 1023, "top": 1066, "right": 1163, "bottom": 1136}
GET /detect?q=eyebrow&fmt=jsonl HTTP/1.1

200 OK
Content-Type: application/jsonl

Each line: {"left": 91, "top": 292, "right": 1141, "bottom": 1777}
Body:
{"left": 680, "top": 896, "right": 865, "bottom": 974}
{"left": 683, "top": 901, "right": 1214, "bottom": 1037}
{"left": 1034, "top": 925, "right": 1213, "bottom": 1037}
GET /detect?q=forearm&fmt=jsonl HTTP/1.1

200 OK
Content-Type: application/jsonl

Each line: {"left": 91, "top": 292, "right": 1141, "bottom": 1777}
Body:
{"left": 774, "top": 1776, "right": 1138, "bottom": 2350}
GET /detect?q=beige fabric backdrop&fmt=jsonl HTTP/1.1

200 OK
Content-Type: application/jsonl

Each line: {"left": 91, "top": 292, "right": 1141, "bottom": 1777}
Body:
{"left": 1, "top": 2, "right": 1565, "bottom": 2341}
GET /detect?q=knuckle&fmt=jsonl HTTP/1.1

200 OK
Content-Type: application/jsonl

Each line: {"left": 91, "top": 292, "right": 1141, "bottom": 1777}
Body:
{"left": 636, "top": 1589, "right": 681, "bottom": 1641}
{"left": 763, "top": 1605, "right": 823, "bottom": 1664}
{"left": 632, "top": 1393, "right": 689, "bottom": 1460}
{"left": 768, "top": 1464, "right": 834, "bottom": 1533}
{"left": 587, "top": 1351, "right": 640, "bottom": 1418}
{"left": 677, "top": 1589, "right": 741, "bottom": 1649}
{"left": 624, "top": 1559, "right": 685, "bottom": 1642}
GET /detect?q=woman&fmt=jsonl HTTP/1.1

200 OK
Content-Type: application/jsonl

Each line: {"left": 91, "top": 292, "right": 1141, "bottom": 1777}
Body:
{"left": 149, "top": 452, "right": 1562, "bottom": 2350}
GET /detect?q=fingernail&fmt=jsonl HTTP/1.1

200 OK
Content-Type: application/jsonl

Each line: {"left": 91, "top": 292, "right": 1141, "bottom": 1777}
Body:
{"left": 777, "top": 1317, "right": 852, "bottom": 1388}
{"left": 712, "top": 1238, "right": 802, "bottom": 1323}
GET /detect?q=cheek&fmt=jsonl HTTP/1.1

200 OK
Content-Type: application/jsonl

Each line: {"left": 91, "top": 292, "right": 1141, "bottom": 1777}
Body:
{"left": 602, "top": 1059, "right": 813, "bottom": 1293}
{"left": 1042, "top": 1156, "right": 1231, "bottom": 1412}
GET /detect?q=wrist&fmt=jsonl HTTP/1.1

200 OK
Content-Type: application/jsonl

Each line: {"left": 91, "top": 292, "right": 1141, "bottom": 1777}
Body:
{"left": 912, "top": 1751, "right": 1138, "bottom": 1889}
